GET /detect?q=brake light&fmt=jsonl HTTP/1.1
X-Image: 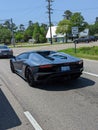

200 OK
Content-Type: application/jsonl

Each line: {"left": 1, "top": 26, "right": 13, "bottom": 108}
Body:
{"left": 39, "top": 64, "right": 52, "bottom": 68}
{"left": 78, "top": 60, "right": 83, "bottom": 64}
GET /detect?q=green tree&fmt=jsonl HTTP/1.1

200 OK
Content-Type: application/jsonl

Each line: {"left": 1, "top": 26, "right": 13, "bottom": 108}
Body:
{"left": 70, "top": 12, "right": 88, "bottom": 32}
{"left": 28, "top": 20, "right": 33, "bottom": 27}
{"left": 39, "top": 24, "right": 47, "bottom": 43}
{"left": 23, "top": 22, "right": 47, "bottom": 43}
{"left": 32, "top": 23, "right": 40, "bottom": 43}
{"left": 19, "top": 24, "right": 25, "bottom": 32}
{"left": 63, "top": 10, "right": 72, "bottom": 20}
{"left": 56, "top": 19, "right": 71, "bottom": 42}
{"left": 24, "top": 21, "right": 34, "bottom": 41}
{"left": 15, "top": 32, "right": 24, "bottom": 42}
{"left": 0, "top": 25, "right": 11, "bottom": 44}
{"left": 89, "top": 22, "right": 98, "bottom": 35}
{"left": 3, "top": 20, "right": 11, "bottom": 29}
{"left": 4, "top": 20, "right": 17, "bottom": 32}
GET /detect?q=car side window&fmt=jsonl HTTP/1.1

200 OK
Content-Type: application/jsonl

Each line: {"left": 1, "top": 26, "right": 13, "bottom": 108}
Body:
{"left": 16, "top": 53, "right": 29, "bottom": 60}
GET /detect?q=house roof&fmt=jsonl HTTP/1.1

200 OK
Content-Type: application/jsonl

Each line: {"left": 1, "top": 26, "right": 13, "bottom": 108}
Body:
{"left": 79, "top": 29, "right": 89, "bottom": 37}
{"left": 46, "top": 26, "right": 65, "bottom": 38}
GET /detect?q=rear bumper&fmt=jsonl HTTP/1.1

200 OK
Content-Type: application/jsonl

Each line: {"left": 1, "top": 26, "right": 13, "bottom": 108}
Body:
{"left": 34, "top": 68, "right": 83, "bottom": 82}
{"left": 0, "top": 53, "right": 13, "bottom": 58}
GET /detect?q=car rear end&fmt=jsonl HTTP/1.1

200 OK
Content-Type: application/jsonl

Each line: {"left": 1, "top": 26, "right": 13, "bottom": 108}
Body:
{"left": 33, "top": 60, "right": 83, "bottom": 82}
{"left": 0, "top": 48, "right": 13, "bottom": 58}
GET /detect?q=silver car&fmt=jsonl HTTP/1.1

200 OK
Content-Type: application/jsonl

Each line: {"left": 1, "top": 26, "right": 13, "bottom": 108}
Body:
{"left": 0, "top": 45, "right": 13, "bottom": 58}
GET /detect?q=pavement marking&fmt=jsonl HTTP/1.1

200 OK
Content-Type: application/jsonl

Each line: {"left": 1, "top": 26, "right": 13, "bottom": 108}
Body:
{"left": 24, "top": 111, "right": 43, "bottom": 130}
{"left": 83, "top": 71, "right": 98, "bottom": 77}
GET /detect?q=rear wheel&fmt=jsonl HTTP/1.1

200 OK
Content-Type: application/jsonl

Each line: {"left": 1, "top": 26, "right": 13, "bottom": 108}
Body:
{"left": 26, "top": 68, "right": 37, "bottom": 87}
{"left": 10, "top": 61, "right": 15, "bottom": 73}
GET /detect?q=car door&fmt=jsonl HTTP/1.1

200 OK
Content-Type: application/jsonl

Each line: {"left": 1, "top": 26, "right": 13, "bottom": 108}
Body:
{"left": 14, "top": 53, "right": 29, "bottom": 74}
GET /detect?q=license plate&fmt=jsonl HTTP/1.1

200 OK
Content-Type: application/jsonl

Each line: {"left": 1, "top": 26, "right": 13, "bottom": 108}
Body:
{"left": 61, "top": 66, "right": 70, "bottom": 71}
{"left": 3, "top": 53, "right": 7, "bottom": 55}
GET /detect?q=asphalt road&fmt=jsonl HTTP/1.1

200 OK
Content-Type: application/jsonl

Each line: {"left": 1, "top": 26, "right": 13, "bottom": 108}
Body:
{"left": 0, "top": 43, "right": 98, "bottom": 130}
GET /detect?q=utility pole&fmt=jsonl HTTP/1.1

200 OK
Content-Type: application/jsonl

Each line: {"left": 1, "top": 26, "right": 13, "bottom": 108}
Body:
{"left": 46, "top": 0, "right": 54, "bottom": 44}
{"left": 10, "top": 18, "right": 15, "bottom": 47}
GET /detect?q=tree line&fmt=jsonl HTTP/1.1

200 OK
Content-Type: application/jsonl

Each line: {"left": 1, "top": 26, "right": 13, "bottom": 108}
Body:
{"left": 0, "top": 21, "right": 48, "bottom": 44}
{"left": 56, "top": 10, "right": 98, "bottom": 40}
{"left": 0, "top": 10, "right": 98, "bottom": 45}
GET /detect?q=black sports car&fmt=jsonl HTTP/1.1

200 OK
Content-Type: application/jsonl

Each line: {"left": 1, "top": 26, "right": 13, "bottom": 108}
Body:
{"left": 10, "top": 50, "right": 83, "bottom": 86}
{"left": 0, "top": 45, "right": 13, "bottom": 58}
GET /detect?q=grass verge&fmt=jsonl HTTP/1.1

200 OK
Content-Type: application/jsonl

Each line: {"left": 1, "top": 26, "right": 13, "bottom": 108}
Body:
{"left": 59, "top": 46, "right": 98, "bottom": 60}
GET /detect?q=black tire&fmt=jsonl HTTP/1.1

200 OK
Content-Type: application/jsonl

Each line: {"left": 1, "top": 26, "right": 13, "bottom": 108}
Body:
{"left": 26, "top": 68, "right": 36, "bottom": 87}
{"left": 10, "top": 61, "right": 15, "bottom": 73}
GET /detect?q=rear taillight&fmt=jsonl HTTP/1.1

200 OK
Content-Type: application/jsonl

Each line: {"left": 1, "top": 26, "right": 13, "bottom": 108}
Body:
{"left": 78, "top": 60, "right": 83, "bottom": 65}
{"left": 39, "top": 64, "right": 52, "bottom": 69}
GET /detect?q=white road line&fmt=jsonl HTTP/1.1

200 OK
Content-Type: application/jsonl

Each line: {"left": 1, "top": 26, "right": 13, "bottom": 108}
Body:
{"left": 83, "top": 71, "right": 98, "bottom": 77}
{"left": 24, "top": 111, "right": 43, "bottom": 130}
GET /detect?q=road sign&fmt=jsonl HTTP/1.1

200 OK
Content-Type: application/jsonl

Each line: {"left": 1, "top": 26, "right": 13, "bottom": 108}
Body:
{"left": 72, "top": 27, "right": 78, "bottom": 35}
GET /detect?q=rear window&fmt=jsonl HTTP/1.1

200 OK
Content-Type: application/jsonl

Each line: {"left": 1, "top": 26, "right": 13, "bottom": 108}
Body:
{"left": 0, "top": 46, "right": 8, "bottom": 49}
{"left": 37, "top": 51, "right": 67, "bottom": 60}
{"left": 37, "top": 51, "right": 55, "bottom": 57}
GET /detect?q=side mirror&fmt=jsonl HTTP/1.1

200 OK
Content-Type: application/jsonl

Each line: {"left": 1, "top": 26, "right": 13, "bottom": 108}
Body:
{"left": 11, "top": 55, "right": 16, "bottom": 60}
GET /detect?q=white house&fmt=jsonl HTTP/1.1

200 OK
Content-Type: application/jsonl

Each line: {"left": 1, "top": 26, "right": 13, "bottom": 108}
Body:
{"left": 46, "top": 26, "right": 89, "bottom": 43}
{"left": 46, "top": 26, "right": 66, "bottom": 43}
{"left": 79, "top": 29, "right": 89, "bottom": 37}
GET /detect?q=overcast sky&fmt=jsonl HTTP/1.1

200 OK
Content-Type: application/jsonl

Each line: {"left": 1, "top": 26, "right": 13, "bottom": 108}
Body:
{"left": 0, "top": 0, "right": 98, "bottom": 27}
